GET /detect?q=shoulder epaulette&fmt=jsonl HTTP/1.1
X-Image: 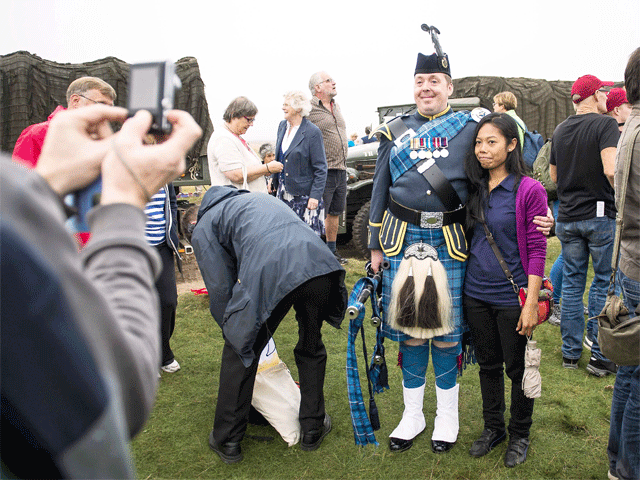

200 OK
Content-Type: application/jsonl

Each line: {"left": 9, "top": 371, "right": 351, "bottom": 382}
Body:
{"left": 371, "top": 115, "right": 410, "bottom": 142}
{"left": 370, "top": 122, "right": 392, "bottom": 141}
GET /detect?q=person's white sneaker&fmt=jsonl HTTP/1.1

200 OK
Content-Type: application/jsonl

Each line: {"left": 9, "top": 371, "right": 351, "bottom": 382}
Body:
{"left": 161, "top": 359, "right": 181, "bottom": 373}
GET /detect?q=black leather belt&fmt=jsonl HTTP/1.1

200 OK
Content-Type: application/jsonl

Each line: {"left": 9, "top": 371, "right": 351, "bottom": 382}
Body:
{"left": 389, "top": 196, "right": 466, "bottom": 229}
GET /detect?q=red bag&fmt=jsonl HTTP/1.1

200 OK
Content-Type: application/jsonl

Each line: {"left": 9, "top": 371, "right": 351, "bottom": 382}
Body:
{"left": 517, "top": 278, "right": 554, "bottom": 324}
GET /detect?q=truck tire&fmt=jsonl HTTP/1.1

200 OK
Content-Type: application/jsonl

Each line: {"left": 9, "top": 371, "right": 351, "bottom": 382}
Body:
{"left": 351, "top": 201, "right": 371, "bottom": 258}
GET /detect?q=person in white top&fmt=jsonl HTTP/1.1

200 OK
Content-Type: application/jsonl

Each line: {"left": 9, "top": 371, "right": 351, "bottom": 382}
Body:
{"left": 207, "top": 96, "right": 283, "bottom": 192}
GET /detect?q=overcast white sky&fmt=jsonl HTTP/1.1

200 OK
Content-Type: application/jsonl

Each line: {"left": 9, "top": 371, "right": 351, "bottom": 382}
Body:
{"left": 3, "top": 0, "right": 639, "bottom": 143}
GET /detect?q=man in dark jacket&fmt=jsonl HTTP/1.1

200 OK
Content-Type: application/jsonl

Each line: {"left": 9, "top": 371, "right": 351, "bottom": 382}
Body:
{"left": 190, "top": 186, "right": 347, "bottom": 464}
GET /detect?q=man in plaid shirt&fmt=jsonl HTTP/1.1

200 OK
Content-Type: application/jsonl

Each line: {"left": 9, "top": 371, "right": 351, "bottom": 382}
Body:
{"left": 308, "top": 71, "right": 349, "bottom": 265}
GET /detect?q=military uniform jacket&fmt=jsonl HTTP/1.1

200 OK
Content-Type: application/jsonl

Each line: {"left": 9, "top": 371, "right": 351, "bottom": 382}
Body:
{"left": 368, "top": 108, "right": 477, "bottom": 250}
{"left": 191, "top": 186, "right": 347, "bottom": 367}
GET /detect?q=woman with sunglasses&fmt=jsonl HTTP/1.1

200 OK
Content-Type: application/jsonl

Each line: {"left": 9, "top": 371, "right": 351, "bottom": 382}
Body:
{"left": 207, "top": 96, "right": 283, "bottom": 192}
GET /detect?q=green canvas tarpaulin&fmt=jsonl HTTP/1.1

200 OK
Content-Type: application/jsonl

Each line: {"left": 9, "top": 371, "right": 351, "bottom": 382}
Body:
{"left": 0, "top": 51, "right": 213, "bottom": 182}
{"left": 451, "top": 76, "right": 580, "bottom": 140}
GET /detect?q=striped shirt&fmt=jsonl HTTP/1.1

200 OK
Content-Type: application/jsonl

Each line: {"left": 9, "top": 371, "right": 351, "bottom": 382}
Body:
{"left": 144, "top": 187, "right": 167, "bottom": 246}
{"left": 308, "top": 96, "right": 348, "bottom": 170}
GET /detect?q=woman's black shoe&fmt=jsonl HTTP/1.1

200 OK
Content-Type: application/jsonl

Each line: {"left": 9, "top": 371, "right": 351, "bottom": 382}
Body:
{"left": 431, "top": 440, "right": 455, "bottom": 453}
{"left": 469, "top": 428, "right": 506, "bottom": 457}
{"left": 504, "top": 436, "right": 530, "bottom": 468}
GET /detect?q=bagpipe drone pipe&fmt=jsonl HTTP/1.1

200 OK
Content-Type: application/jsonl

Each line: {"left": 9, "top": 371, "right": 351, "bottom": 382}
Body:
{"left": 346, "top": 261, "right": 390, "bottom": 446}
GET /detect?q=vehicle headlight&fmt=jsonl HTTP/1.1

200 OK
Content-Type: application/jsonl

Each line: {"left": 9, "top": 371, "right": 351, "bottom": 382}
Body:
{"left": 346, "top": 167, "right": 359, "bottom": 184}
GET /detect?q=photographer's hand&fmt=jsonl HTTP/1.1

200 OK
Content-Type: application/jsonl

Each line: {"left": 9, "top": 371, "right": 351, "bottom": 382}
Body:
{"left": 100, "top": 110, "right": 202, "bottom": 209}
{"left": 35, "top": 105, "right": 128, "bottom": 195}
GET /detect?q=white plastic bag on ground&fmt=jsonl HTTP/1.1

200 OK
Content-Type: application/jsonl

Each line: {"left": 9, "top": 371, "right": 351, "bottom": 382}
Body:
{"left": 252, "top": 340, "right": 301, "bottom": 446}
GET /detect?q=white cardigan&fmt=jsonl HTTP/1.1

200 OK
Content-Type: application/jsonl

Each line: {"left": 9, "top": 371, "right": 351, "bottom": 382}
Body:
{"left": 207, "top": 123, "right": 267, "bottom": 193}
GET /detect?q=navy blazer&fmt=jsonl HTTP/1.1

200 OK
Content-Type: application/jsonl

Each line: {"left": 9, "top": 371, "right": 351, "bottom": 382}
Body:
{"left": 271, "top": 117, "right": 327, "bottom": 200}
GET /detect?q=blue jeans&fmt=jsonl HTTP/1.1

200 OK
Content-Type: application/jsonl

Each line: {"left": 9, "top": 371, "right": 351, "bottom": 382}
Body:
{"left": 556, "top": 216, "right": 615, "bottom": 361}
{"left": 608, "top": 270, "right": 640, "bottom": 480}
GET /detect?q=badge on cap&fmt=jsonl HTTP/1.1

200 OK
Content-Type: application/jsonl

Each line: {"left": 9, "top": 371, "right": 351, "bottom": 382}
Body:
{"left": 471, "top": 107, "right": 491, "bottom": 122}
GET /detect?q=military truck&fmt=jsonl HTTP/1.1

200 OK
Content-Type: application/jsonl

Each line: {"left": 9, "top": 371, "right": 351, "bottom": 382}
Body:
{"left": 342, "top": 97, "right": 482, "bottom": 257}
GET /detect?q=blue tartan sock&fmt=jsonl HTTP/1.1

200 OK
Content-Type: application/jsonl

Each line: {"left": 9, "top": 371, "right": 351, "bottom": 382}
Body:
{"left": 399, "top": 342, "right": 429, "bottom": 388}
{"left": 327, "top": 241, "right": 336, "bottom": 253}
{"left": 432, "top": 343, "right": 460, "bottom": 390}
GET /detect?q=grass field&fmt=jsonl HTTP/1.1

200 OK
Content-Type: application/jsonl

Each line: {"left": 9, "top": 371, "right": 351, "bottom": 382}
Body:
{"left": 132, "top": 237, "right": 614, "bottom": 480}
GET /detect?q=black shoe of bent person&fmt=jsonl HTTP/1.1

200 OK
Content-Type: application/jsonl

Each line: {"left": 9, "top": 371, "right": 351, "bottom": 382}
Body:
{"left": 209, "top": 430, "right": 243, "bottom": 464}
{"left": 301, "top": 414, "right": 332, "bottom": 451}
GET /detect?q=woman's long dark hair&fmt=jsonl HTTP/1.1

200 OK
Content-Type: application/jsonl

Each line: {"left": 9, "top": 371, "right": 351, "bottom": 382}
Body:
{"left": 464, "top": 113, "right": 529, "bottom": 234}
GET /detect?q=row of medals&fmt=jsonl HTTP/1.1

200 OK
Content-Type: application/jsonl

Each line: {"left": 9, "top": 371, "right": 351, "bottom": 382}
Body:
{"left": 409, "top": 136, "right": 449, "bottom": 159}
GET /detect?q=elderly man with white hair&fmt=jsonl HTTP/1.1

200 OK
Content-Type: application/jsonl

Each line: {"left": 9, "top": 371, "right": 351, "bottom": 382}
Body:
{"left": 308, "top": 72, "right": 349, "bottom": 263}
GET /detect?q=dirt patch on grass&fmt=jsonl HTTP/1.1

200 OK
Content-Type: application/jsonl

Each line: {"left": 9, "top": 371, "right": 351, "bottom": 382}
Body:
{"left": 175, "top": 251, "right": 205, "bottom": 296}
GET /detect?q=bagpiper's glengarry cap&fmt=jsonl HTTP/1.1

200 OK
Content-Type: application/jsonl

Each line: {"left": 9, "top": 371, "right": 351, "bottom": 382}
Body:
{"left": 415, "top": 52, "right": 451, "bottom": 77}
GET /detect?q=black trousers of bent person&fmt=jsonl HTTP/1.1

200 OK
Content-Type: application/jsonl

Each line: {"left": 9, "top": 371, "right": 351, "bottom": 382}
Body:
{"left": 464, "top": 294, "right": 535, "bottom": 439}
{"left": 212, "top": 274, "right": 331, "bottom": 445}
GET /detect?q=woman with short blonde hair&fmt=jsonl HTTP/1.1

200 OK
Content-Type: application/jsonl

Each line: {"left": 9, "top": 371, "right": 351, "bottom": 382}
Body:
{"left": 271, "top": 91, "right": 327, "bottom": 236}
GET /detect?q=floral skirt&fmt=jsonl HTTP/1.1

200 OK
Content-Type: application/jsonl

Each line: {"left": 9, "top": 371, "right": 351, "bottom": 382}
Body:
{"left": 277, "top": 181, "right": 325, "bottom": 237}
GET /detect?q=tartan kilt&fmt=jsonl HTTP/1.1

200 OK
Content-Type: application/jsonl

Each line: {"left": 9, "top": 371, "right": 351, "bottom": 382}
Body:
{"left": 381, "top": 222, "right": 467, "bottom": 343}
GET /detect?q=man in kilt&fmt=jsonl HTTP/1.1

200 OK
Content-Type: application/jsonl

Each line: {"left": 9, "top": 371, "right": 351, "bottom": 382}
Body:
{"left": 368, "top": 45, "right": 551, "bottom": 454}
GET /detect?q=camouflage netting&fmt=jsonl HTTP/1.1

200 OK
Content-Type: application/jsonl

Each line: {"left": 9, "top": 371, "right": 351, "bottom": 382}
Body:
{"left": 451, "top": 76, "right": 578, "bottom": 140}
{"left": 0, "top": 51, "right": 213, "bottom": 179}
{"left": 451, "top": 76, "right": 622, "bottom": 139}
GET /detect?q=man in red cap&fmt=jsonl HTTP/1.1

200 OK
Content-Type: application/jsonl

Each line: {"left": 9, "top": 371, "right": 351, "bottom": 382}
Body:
{"left": 549, "top": 74, "right": 620, "bottom": 377}
{"left": 606, "top": 87, "right": 632, "bottom": 132}
{"left": 12, "top": 77, "right": 116, "bottom": 168}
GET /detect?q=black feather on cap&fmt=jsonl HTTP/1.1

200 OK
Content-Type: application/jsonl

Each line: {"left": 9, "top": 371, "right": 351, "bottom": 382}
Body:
{"left": 415, "top": 52, "right": 451, "bottom": 77}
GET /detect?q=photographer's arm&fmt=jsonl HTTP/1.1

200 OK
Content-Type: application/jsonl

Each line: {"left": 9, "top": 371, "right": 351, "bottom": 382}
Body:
{"left": 37, "top": 106, "right": 201, "bottom": 435}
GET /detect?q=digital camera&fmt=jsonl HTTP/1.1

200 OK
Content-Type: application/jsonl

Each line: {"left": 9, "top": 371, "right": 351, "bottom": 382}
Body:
{"left": 71, "top": 61, "right": 181, "bottom": 232}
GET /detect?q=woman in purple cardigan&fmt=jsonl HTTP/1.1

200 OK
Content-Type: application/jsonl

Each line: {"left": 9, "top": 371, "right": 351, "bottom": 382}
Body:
{"left": 463, "top": 113, "right": 548, "bottom": 468}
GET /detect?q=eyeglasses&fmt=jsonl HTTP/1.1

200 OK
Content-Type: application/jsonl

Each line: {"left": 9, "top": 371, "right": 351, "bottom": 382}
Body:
{"left": 320, "top": 78, "right": 333, "bottom": 85}
{"left": 77, "top": 93, "right": 112, "bottom": 106}
{"left": 244, "top": 116, "right": 255, "bottom": 124}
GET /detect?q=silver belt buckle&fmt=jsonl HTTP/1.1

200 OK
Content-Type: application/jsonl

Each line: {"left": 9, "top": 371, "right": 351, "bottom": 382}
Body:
{"left": 420, "top": 211, "right": 443, "bottom": 229}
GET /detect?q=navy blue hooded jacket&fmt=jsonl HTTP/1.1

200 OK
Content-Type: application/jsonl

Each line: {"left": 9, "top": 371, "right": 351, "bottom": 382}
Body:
{"left": 191, "top": 186, "right": 347, "bottom": 366}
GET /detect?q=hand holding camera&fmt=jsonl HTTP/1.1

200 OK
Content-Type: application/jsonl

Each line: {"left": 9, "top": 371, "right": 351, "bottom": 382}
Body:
{"left": 35, "top": 86, "right": 202, "bottom": 210}
{"left": 101, "top": 109, "right": 202, "bottom": 209}
{"left": 35, "top": 104, "right": 128, "bottom": 196}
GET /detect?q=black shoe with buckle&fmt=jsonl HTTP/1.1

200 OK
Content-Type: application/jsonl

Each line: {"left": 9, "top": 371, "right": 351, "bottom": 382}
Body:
{"left": 504, "top": 436, "right": 530, "bottom": 468}
{"left": 469, "top": 428, "right": 506, "bottom": 457}
{"left": 431, "top": 439, "right": 455, "bottom": 453}
{"left": 301, "top": 414, "right": 332, "bottom": 451}
{"left": 209, "top": 430, "right": 243, "bottom": 464}
{"left": 389, "top": 437, "right": 413, "bottom": 453}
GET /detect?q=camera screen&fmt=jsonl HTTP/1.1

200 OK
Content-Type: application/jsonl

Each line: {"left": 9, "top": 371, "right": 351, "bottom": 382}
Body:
{"left": 129, "top": 64, "right": 162, "bottom": 111}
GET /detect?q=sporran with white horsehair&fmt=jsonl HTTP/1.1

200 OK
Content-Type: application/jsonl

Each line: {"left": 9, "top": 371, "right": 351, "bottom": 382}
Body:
{"left": 388, "top": 242, "right": 453, "bottom": 339}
